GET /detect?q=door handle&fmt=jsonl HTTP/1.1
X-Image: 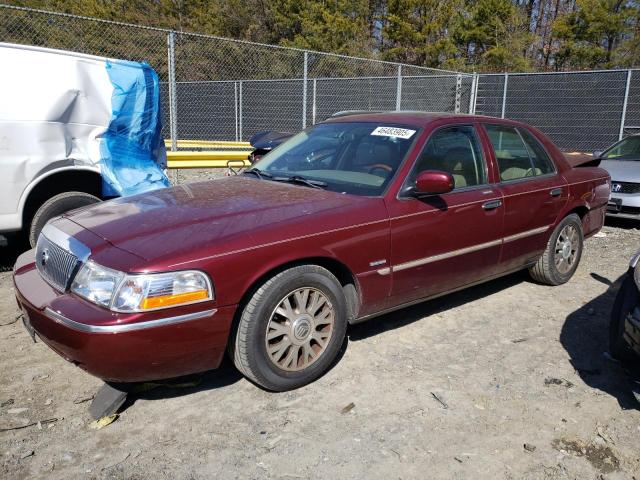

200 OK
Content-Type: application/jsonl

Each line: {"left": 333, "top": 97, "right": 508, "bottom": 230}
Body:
{"left": 550, "top": 187, "right": 563, "bottom": 197}
{"left": 482, "top": 199, "right": 502, "bottom": 210}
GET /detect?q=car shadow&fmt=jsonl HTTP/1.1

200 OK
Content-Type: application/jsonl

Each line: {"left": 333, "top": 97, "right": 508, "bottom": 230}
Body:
{"left": 0, "top": 233, "right": 29, "bottom": 272}
{"left": 605, "top": 216, "right": 640, "bottom": 230}
{"left": 560, "top": 272, "right": 639, "bottom": 410}
{"left": 348, "top": 270, "right": 528, "bottom": 341}
{"left": 120, "top": 356, "right": 243, "bottom": 410}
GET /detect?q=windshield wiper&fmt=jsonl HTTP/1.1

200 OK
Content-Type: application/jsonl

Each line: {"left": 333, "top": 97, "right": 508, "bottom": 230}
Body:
{"left": 273, "top": 175, "right": 328, "bottom": 189}
{"left": 242, "top": 167, "right": 273, "bottom": 179}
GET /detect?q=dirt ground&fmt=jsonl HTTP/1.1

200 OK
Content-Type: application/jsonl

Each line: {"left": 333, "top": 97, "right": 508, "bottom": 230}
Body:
{"left": 1, "top": 189, "right": 639, "bottom": 478}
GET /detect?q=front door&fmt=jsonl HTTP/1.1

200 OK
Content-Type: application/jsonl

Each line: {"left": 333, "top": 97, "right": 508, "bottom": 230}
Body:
{"left": 385, "top": 124, "right": 504, "bottom": 306}
{"left": 482, "top": 124, "right": 567, "bottom": 271}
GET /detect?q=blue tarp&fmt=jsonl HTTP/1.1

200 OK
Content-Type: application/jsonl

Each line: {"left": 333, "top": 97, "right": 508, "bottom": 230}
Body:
{"left": 100, "top": 59, "right": 170, "bottom": 197}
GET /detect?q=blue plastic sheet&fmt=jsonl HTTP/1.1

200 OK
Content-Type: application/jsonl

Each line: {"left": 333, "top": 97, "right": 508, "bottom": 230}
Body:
{"left": 100, "top": 59, "right": 170, "bottom": 197}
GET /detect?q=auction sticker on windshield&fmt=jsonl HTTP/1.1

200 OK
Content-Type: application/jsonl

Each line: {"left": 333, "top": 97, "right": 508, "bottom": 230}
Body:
{"left": 370, "top": 126, "right": 416, "bottom": 139}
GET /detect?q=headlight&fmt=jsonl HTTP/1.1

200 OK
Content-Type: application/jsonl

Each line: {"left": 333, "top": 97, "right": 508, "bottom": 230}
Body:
{"left": 71, "top": 261, "right": 124, "bottom": 309}
{"left": 71, "top": 261, "right": 213, "bottom": 312}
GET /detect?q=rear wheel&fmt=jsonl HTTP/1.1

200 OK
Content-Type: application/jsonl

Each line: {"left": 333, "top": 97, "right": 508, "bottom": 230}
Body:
{"left": 529, "top": 214, "right": 583, "bottom": 285}
{"left": 28, "top": 191, "right": 100, "bottom": 247}
{"left": 231, "top": 265, "right": 347, "bottom": 391}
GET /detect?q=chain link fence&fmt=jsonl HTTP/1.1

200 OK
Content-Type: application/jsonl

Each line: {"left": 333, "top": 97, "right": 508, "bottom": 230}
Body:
{"left": 1, "top": 4, "right": 638, "bottom": 152}
{"left": 474, "top": 70, "right": 640, "bottom": 151}
{"left": 0, "top": 4, "right": 470, "bottom": 148}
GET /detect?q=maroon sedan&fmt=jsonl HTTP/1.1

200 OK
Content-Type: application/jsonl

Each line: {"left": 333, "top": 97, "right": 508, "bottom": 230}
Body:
{"left": 14, "top": 112, "right": 610, "bottom": 391}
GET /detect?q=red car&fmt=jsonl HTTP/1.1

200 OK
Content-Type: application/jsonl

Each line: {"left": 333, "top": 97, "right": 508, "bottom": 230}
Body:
{"left": 14, "top": 113, "right": 610, "bottom": 391}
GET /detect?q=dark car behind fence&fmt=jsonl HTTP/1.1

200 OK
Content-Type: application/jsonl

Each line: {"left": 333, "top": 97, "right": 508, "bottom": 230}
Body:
{"left": 1, "top": 4, "right": 639, "bottom": 152}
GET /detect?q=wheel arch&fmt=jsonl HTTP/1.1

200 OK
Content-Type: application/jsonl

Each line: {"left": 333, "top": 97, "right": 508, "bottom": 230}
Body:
{"left": 19, "top": 167, "right": 103, "bottom": 229}
{"left": 234, "top": 256, "right": 362, "bottom": 325}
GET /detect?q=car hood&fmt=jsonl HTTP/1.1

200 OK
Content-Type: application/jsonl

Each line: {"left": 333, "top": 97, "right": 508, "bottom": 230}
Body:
{"left": 63, "top": 176, "right": 384, "bottom": 267}
{"left": 599, "top": 160, "right": 640, "bottom": 183}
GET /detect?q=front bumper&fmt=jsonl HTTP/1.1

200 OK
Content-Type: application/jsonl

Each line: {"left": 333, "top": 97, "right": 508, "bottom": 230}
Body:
{"left": 607, "top": 190, "right": 640, "bottom": 219}
{"left": 13, "top": 250, "right": 236, "bottom": 382}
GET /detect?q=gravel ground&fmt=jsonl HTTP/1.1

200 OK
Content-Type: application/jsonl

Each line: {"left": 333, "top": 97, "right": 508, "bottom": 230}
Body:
{"left": 0, "top": 181, "right": 639, "bottom": 479}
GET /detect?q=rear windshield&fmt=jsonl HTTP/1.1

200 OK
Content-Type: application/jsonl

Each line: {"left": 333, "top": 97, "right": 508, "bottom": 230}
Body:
{"left": 254, "top": 122, "right": 419, "bottom": 196}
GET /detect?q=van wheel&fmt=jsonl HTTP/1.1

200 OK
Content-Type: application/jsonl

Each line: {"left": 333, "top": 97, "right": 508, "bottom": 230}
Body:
{"left": 529, "top": 214, "right": 583, "bottom": 286}
{"left": 231, "top": 265, "right": 348, "bottom": 391}
{"left": 29, "top": 192, "right": 100, "bottom": 247}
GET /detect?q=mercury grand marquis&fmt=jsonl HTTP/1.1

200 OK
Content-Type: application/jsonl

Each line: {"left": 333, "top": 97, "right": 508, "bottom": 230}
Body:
{"left": 13, "top": 112, "right": 611, "bottom": 391}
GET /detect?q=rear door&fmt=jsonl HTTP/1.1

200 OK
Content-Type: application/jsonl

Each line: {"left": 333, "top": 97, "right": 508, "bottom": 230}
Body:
{"left": 385, "top": 124, "right": 504, "bottom": 306}
{"left": 481, "top": 124, "right": 567, "bottom": 271}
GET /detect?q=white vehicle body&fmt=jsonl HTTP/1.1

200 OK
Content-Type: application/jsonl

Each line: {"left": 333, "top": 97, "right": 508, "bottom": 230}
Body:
{"left": 0, "top": 42, "right": 115, "bottom": 232}
{"left": 0, "top": 42, "right": 168, "bottom": 242}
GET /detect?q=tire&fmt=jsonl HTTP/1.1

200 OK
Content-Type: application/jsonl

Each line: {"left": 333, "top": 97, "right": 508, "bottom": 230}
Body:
{"left": 29, "top": 191, "right": 100, "bottom": 247}
{"left": 529, "top": 213, "right": 583, "bottom": 286}
{"left": 231, "top": 265, "right": 348, "bottom": 391}
{"left": 609, "top": 274, "right": 640, "bottom": 363}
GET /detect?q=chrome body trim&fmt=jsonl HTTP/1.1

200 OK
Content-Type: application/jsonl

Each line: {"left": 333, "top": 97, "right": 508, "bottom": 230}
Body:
{"left": 369, "top": 259, "right": 387, "bottom": 267}
{"left": 377, "top": 225, "right": 552, "bottom": 275}
{"left": 630, "top": 249, "right": 640, "bottom": 269}
{"left": 392, "top": 239, "right": 503, "bottom": 272}
{"left": 43, "top": 307, "right": 217, "bottom": 334}
{"left": 502, "top": 225, "right": 550, "bottom": 244}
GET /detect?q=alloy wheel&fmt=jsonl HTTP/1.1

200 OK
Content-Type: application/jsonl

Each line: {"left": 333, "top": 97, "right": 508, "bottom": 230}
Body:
{"left": 265, "top": 287, "right": 335, "bottom": 372}
{"left": 554, "top": 224, "right": 579, "bottom": 274}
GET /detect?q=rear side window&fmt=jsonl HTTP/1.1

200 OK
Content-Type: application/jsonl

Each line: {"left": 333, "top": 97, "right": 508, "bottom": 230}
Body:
{"left": 519, "top": 129, "right": 555, "bottom": 175}
{"left": 485, "top": 124, "right": 554, "bottom": 181}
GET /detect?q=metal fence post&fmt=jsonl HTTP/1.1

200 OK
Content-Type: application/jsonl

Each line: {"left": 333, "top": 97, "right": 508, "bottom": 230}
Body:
{"left": 619, "top": 69, "right": 632, "bottom": 140}
{"left": 454, "top": 74, "right": 462, "bottom": 113}
{"left": 501, "top": 73, "right": 509, "bottom": 119}
{"left": 468, "top": 73, "right": 477, "bottom": 114}
{"left": 238, "top": 80, "right": 243, "bottom": 141}
{"left": 302, "top": 52, "right": 308, "bottom": 129}
{"left": 396, "top": 65, "right": 403, "bottom": 111}
{"left": 234, "top": 82, "right": 239, "bottom": 142}
{"left": 167, "top": 32, "right": 178, "bottom": 151}
{"left": 312, "top": 78, "right": 317, "bottom": 125}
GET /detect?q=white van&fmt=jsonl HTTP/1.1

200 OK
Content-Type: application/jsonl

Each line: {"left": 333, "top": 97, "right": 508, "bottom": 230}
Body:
{"left": 0, "top": 42, "right": 169, "bottom": 246}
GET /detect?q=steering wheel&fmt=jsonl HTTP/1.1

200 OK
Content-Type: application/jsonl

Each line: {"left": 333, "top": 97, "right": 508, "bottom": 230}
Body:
{"left": 367, "top": 163, "right": 393, "bottom": 176}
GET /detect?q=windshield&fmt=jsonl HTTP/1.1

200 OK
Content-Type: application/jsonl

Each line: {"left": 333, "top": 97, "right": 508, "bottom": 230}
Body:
{"left": 602, "top": 136, "right": 640, "bottom": 161}
{"left": 253, "top": 122, "right": 419, "bottom": 195}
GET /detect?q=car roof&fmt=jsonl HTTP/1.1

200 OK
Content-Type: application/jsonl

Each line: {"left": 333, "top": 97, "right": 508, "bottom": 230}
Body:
{"left": 323, "top": 110, "right": 518, "bottom": 128}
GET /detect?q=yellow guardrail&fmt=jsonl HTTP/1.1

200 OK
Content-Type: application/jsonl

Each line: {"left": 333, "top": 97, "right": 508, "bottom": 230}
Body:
{"left": 166, "top": 150, "right": 251, "bottom": 169}
{"left": 164, "top": 139, "right": 251, "bottom": 149}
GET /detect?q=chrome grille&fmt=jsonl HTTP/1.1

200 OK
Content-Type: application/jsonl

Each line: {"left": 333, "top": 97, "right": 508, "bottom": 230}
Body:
{"left": 611, "top": 181, "right": 640, "bottom": 194}
{"left": 35, "top": 233, "right": 80, "bottom": 291}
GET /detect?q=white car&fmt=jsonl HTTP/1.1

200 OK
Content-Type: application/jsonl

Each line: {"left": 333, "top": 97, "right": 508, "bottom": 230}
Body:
{"left": 597, "top": 134, "right": 640, "bottom": 220}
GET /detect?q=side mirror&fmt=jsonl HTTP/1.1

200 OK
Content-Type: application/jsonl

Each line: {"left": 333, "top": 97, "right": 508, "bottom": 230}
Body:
{"left": 592, "top": 150, "right": 603, "bottom": 159}
{"left": 414, "top": 170, "right": 455, "bottom": 196}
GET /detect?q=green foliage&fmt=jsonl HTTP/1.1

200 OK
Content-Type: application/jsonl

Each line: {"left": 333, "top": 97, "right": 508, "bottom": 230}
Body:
{"left": 5, "top": 0, "right": 640, "bottom": 71}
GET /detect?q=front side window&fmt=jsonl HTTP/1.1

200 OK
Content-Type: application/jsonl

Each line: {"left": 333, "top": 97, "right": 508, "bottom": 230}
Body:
{"left": 602, "top": 136, "right": 640, "bottom": 161}
{"left": 254, "top": 122, "right": 419, "bottom": 196}
{"left": 410, "top": 125, "right": 486, "bottom": 189}
{"left": 486, "top": 124, "right": 553, "bottom": 181}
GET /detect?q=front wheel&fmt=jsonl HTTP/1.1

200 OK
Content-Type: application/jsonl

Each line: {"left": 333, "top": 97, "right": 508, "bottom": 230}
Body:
{"left": 529, "top": 213, "right": 584, "bottom": 286}
{"left": 231, "top": 265, "right": 348, "bottom": 391}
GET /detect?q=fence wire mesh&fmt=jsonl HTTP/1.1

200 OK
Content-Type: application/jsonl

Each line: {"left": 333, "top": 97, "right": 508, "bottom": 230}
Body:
{"left": 1, "top": 4, "right": 639, "bottom": 151}
{"left": 474, "top": 71, "right": 640, "bottom": 151}
{"left": 0, "top": 4, "right": 468, "bottom": 145}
